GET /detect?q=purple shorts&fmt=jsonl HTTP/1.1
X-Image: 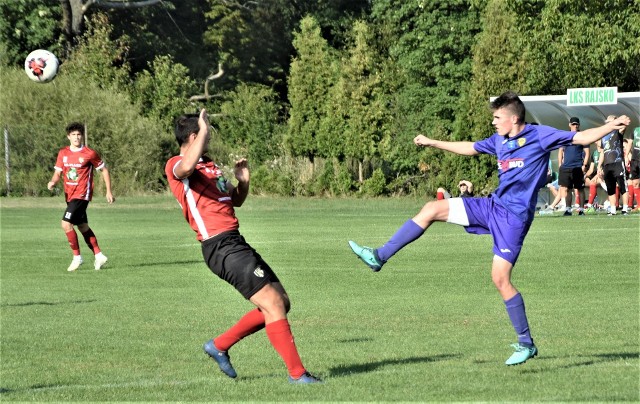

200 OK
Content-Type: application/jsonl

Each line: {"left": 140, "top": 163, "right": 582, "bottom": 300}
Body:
{"left": 461, "top": 196, "right": 531, "bottom": 265}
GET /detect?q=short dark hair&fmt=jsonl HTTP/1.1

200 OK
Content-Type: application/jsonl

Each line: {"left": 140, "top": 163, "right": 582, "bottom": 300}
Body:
{"left": 65, "top": 122, "right": 84, "bottom": 135}
{"left": 490, "top": 91, "right": 525, "bottom": 123}
{"left": 174, "top": 114, "right": 199, "bottom": 146}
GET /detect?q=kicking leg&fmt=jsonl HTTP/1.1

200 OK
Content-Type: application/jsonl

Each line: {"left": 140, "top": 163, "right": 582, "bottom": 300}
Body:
{"left": 348, "top": 199, "right": 450, "bottom": 271}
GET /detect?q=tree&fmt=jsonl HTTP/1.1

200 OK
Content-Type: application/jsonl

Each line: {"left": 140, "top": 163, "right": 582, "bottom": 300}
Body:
{"left": 370, "top": 0, "right": 482, "bottom": 192}
{"left": 217, "top": 83, "right": 283, "bottom": 165}
{"left": 62, "top": 12, "right": 131, "bottom": 92}
{"left": 286, "top": 16, "right": 335, "bottom": 165}
{"left": 59, "top": 0, "right": 162, "bottom": 50}
{"left": 341, "top": 20, "right": 389, "bottom": 184}
{"left": 133, "top": 55, "right": 197, "bottom": 131}
{"left": 0, "top": 0, "right": 62, "bottom": 66}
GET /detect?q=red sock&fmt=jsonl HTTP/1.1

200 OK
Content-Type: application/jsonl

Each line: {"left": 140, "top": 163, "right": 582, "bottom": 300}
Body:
{"left": 588, "top": 184, "right": 597, "bottom": 205}
{"left": 81, "top": 228, "right": 101, "bottom": 254}
{"left": 615, "top": 187, "right": 620, "bottom": 207}
{"left": 65, "top": 230, "right": 80, "bottom": 255}
{"left": 214, "top": 308, "right": 265, "bottom": 351}
{"left": 265, "top": 319, "right": 306, "bottom": 378}
{"left": 635, "top": 187, "right": 640, "bottom": 208}
{"left": 575, "top": 193, "right": 580, "bottom": 206}
{"left": 628, "top": 185, "right": 635, "bottom": 207}
{"left": 436, "top": 191, "right": 444, "bottom": 200}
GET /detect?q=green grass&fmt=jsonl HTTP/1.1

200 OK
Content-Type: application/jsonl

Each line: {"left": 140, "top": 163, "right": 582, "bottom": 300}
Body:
{"left": 1, "top": 195, "right": 638, "bottom": 401}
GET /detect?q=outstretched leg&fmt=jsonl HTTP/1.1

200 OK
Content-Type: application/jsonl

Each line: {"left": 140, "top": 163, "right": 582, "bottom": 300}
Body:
{"left": 349, "top": 199, "right": 450, "bottom": 271}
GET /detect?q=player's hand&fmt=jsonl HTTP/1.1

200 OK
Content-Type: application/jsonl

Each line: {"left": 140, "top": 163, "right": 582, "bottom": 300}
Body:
{"left": 414, "top": 134, "right": 435, "bottom": 147}
{"left": 611, "top": 115, "right": 630, "bottom": 130}
{"left": 234, "top": 158, "right": 250, "bottom": 184}
{"left": 198, "top": 108, "right": 211, "bottom": 141}
{"left": 47, "top": 181, "right": 55, "bottom": 191}
{"left": 106, "top": 192, "right": 115, "bottom": 204}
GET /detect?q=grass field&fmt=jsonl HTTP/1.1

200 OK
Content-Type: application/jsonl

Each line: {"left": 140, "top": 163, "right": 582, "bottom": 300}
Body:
{"left": 1, "top": 195, "right": 638, "bottom": 401}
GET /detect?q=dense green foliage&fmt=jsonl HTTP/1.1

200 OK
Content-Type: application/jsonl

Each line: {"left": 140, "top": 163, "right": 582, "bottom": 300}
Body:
{"left": 1, "top": 0, "right": 639, "bottom": 196}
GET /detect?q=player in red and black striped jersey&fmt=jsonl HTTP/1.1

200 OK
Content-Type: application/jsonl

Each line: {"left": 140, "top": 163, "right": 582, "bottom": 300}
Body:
{"left": 165, "top": 109, "right": 320, "bottom": 384}
{"left": 48, "top": 122, "right": 114, "bottom": 272}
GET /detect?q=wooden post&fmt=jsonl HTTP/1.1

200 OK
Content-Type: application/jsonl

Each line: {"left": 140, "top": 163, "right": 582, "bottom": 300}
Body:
{"left": 4, "top": 126, "right": 10, "bottom": 195}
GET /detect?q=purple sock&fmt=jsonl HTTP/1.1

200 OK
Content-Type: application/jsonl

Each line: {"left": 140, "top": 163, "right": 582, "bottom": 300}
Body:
{"left": 376, "top": 219, "right": 425, "bottom": 262}
{"left": 504, "top": 293, "right": 533, "bottom": 345}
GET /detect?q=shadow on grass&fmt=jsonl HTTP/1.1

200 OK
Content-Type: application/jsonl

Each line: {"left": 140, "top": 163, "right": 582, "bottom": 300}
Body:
{"left": 517, "top": 351, "right": 639, "bottom": 374}
{"left": 336, "top": 337, "right": 374, "bottom": 343}
{"left": 120, "top": 259, "right": 202, "bottom": 269}
{"left": 1, "top": 299, "right": 97, "bottom": 307}
{"left": 329, "top": 353, "right": 460, "bottom": 377}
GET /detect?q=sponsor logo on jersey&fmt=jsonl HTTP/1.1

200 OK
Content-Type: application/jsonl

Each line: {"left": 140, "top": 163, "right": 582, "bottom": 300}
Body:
{"left": 254, "top": 266, "right": 264, "bottom": 278}
{"left": 66, "top": 168, "right": 79, "bottom": 181}
{"left": 498, "top": 158, "right": 524, "bottom": 171}
{"left": 216, "top": 176, "right": 229, "bottom": 193}
{"left": 500, "top": 248, "right": 512, "bottom": 253}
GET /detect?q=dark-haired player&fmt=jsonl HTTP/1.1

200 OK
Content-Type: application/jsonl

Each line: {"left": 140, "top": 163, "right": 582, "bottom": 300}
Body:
{"left": 48, "top": 122, "right": 114, "bottom": 272}
{"left": 349, "top": 91, "right": 630, "bottom": 365}
{"left": 165, "top": 110, "right": 320, "bottom": 384}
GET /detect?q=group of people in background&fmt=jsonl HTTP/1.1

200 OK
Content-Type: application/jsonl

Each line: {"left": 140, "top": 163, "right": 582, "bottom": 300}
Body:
{"left": 541, "top": 115, "right": 640, "bottom": 216}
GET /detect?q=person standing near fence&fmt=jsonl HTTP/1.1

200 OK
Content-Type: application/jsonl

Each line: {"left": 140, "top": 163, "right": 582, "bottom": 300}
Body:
{"left": 47, "top": 122, "right": 114, "bottom": 271}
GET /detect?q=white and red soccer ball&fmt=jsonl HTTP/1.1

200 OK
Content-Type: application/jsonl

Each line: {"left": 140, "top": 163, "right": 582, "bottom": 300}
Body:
{"left": 24, "top": 49, "right": 59, "bottom": 83}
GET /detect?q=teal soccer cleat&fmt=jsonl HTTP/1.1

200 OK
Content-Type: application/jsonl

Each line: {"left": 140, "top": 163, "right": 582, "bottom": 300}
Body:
{"left": 289, "top": 372, "right": 323, "bottom": 384}
{"left": 348, "top": 241, "right": 384, "bottom": 272}
{"left": 505, "top": 342, "right": 538, "bottom": 366}
{"left": 203, "top": 339, "right": 237, "bottom": 378}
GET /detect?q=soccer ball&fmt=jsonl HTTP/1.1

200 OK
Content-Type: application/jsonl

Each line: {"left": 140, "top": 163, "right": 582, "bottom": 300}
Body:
{"left": 24, "top": 49, "right": 59, "bottom": 83}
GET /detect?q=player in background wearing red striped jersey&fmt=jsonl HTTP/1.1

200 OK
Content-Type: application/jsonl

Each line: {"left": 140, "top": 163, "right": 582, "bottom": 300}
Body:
{"left": 165, "top": 109, "right": 320, "bottom": 384}
{"left": 48, "top": 122, "right": 114, "bottom": 272}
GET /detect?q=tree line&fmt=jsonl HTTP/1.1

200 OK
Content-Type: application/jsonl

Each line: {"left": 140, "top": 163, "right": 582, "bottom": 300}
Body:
{"left": 1, "top": 0, "right": 638, "bottom": 197}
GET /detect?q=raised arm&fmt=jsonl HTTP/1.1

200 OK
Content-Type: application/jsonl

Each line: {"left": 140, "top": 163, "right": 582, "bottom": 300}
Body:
{"left": 229, "top": 158, "right": 250, "bottom": 207}
{"left": 572, "top": 115, "right": 630, "bottom": 146}
{"left": 414, "top": 135, "right": 479, "bottom": 156}
{"left": 174, "top": 109, "right": 211, "bottom": 179}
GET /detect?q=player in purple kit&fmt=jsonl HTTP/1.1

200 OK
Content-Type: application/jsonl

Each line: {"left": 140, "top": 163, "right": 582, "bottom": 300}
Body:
{"left": 348, "top": 91, "right": 630, "bottom": 366}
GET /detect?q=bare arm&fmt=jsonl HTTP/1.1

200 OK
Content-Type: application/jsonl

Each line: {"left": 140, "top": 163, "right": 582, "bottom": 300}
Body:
{"left": 572, "top": 115, "right": 630, "bottom": 146}
{"left": 558, "top": 147, "right": 565, "bottom": 167}
{"left": 47, "top": 170, "right": 61, "bottom": 190}
{"left": 584, "top": 162, "right": 595, "bottom": 178}
{"left": 582, "top": 146, "right": 590, "bottom": 173}
{"left": 100, "top": 166, "right": 115, "bottom": 203}
{"left": 230, "top": 159, "right": 250, "bottom": 207}
{"left": 414, "top": 135, "right": 479, "bottom": 156}
{"left": 174, "top": 109, "right": 211, "bottom": 179}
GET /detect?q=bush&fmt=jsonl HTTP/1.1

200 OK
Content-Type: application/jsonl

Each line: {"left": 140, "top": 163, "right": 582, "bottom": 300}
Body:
{"left": 360, "top": 168, "right": 386, "bottom": 197}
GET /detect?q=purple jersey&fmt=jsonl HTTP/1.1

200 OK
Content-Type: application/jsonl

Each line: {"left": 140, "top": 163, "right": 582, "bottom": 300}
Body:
{"left": 473, "top": 124, "right": 575, "bottom": 222}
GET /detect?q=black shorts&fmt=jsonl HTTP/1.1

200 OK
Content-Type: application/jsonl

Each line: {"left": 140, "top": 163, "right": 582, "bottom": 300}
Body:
{"left": 603, "top": 162, "right": 627, "bottom": 195}
{"left": 201, "top": 230, "right": 279, "bottom": 300}
{"left": 558, "top": 166, "right": 585, "bottom": 189}
{"left": 630, "top": 160, "right": 640, "bottom": 180}
{"left": 62, "top": 199, "right": 89, "bottom": 225}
